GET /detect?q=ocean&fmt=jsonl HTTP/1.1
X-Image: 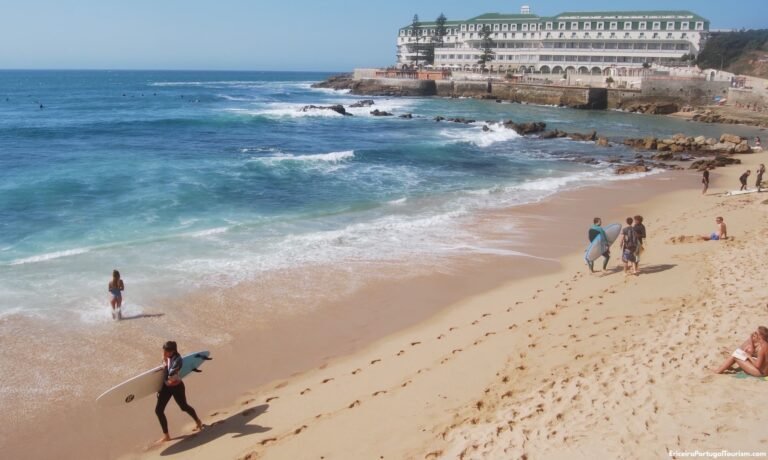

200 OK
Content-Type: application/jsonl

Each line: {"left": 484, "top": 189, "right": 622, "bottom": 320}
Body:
{"left": 0, "top": 70, "right": 758, "bottom": 323}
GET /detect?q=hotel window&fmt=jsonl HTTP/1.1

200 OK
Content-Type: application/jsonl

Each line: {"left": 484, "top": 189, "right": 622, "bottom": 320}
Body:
{"left": 652, "top": 32, "right": 659, "bottom": 38}
{"left": 639, "top": 22, "right": 647, "bottom": 30}
{"left": 584, "top": 32, "right": 590, "bottom": 38}
{"left": 571, "top": 22, "right": 578, "bottom": 30}
{"left": 597, "top": 22, "right": 604, "bottom": 30}
{"left": 609, "top": 22, "right": 617, "bottom": 30}
{"left": 624, "top": 32, "right": 630, "bottom": 38}
{"left": 430, "top": 29, "right": 435, "bottom": 35}
{"left": 584, "top": 22, "right": 591, "bottom": 30}
{"left": 624, "top": 22, "right": 632, "bottom": 30}
{"left": 502, "top": 24, "right": 508, "bottom": 31}
{"left": 494, "top": 24, "right": 499, "bottom": 31}
{"left": 400, "top": 30, "right": 405, "bottom": 36}
{"left": 558, "top": 22, "right": 566, "bottom": 30}
{"left": 666, "top": 32, "right": 673, "bottom": 38}
{"left": 597, "top": 32, "right": 603, "bottom": 38}
{"left": 407, "top": 30, "right": 412, "bottom": 36}
{"left": 652, "top": 22, "right": 661, "bottom": 30}
{"left": 461, "top": 24, "right": 466, "bottom": 31}
{"left": 695, "top": 21, "right": 704, "bottom": 30}
{"left": 681, "top": 22, "right": 689, "bottom": 30}
{"left": 681, "top": 33, "right": 687, "bottom": 38}
{"left": 546, "top": 22, "right": 552, "bottom": 30}
{"left": 511, "top": 24, "right": 518, "bottom": 31}
{"left": 469, "top": 24, "right": 475, "bottom": 31}
{"left": 522, "top": 23, "right": 529, "bottom": 31}
{"left": 546, "top": 32, "right": 551, "bottom": 38}
{"left": 639, "top": 32, "right": 645, "bottom": 38}
{"left": 666, "top": 21, "right": 675, "bottom": 30}
{"left": 610, "top": 32, "right": 616, "bottom": 38}
{"left": 558, "top": 32, "right": 564, "bottom": 38}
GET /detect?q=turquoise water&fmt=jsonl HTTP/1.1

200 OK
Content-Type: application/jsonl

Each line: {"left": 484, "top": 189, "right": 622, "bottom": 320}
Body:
{"left": 0, "top": 70, "right": 760, "bottom": 321}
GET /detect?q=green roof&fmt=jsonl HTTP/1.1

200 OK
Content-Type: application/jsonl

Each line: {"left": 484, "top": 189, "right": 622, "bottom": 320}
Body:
{"left": 553, "top": 10, "right": 708, "bottom": 22}
{"left": 468, "top": 13, "right": 539, "bottom": 21}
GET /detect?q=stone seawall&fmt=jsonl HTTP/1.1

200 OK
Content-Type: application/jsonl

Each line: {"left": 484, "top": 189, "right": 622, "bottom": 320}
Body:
{"left": 352, "top": 78, "right": 607, "bottom": 109}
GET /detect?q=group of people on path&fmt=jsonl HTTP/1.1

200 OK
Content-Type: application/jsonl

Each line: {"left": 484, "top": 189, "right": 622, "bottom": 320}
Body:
{"left": 587, "top": 215, "right": 645, "bottom": 276}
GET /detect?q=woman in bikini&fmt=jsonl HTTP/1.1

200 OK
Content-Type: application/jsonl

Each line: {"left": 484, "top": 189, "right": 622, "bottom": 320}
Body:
{"left": 109, "top": 269, "right": 125, "bottom": 320}
{"left": 714, "top": 326, "right": 768, "bottom": 377}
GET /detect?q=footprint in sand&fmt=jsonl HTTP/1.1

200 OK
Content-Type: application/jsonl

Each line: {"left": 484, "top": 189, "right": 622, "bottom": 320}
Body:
{"left": 397, "top": 350, "right": 405, "bottom": 356}
{"left": 352, "top": 368, "right": 362, "bottom": 375}
{"left": 452, "top": 348, "right": 463, "bottom": 354}
{"left": 471, "top": 320, "right": 479, "bottom": 325}
{"left": 265, "top": 396, "right": 279, "bottom": 403}
{"left": 449, "top": 327, "right": 458, "bottom": 331}
{"left": 482, "top": 313, "right": 491, "bottom": 318}
{"left": 370, "top": 359, "right": 381, "bottom": 365}
{"left": 508, "top": 324, "right": 518, "bottom": 329}
{"left": 373, "top": 390, "right": 387, "bottom": 396}
{"left": 485, "top": 332, "right": 496, "bottom": 337}
{"left": 260, "top": 437, "right": 277, "bottom": 446}
{"left": 401, "top": 380, "right": 412, "bottom": 387}
{"left": 241, "top": 399, "right": 254, "bottom": 405}
{"left": 411, "top": 341, "right": 421, "bottom": 346}
{"left": 348, "top": 400, "right": 361, "bottom": 408}
{"left": 293, "top": 425, "right": 308, "bottom": 435}
{"left": 437, "top": 334, "right": 445, "bottom": 340}
{"left": 322, "top": 378, "right": 334, "bottom": 384}
{"left": 300, "top": 388, "right": 311, "bottom": 395}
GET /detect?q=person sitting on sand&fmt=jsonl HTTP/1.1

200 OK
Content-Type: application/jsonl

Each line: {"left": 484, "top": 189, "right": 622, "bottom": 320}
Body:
{"left": 587, "top": 217, "right": 610, "bottom": 273}
{"left": 700, "top": 216, "right": 727, "bottom": 241}
{"left": 739, "top": 170, "right": 751, "bottom": 191}
{"left": 714, "top": 326, "right": 768, "bottom": 377}
{"left": 619, "top": 217, "right": 639, "bottom": 275}
{"left": 155, "top": 341, "right": 203, "bottom": 443}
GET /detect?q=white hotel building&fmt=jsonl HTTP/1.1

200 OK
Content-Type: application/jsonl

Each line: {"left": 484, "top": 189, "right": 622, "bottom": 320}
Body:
{"left": 397, "top": 7, "right": 709, "bottom": 75}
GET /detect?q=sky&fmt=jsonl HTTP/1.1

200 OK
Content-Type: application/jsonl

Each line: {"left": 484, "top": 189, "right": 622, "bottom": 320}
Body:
{"left": 0, "top": 0, "right": 766, "bottom": 71}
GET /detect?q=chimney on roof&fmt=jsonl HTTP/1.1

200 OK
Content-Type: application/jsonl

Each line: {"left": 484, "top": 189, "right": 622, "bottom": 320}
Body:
{"left": 521, "top": 5, "right": 531, "bottom": 14}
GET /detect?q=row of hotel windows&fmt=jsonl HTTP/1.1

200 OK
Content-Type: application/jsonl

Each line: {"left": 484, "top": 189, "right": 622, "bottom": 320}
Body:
{"left": 402, "top": 20, "right": 704, "bottom": 36}
{"left": 434, "top": 55, "right": 677, "bottom": 63}
{"left": 412, "top": 31, "right": 691, "bottom": 40}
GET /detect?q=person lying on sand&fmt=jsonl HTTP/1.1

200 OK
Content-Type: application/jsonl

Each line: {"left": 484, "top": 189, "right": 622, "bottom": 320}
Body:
{"left": 714, "top": 327, "right": 768, "bottom": 377}
{"left": 700, "top": 216, "right": 727, "bottom": 241}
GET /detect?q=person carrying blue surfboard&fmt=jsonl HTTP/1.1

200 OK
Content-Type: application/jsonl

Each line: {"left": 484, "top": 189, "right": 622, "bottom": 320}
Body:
{"left": 155, "top": 341, "right": 203, "bottom": 443}
{"left": 587, "top": 217, "right": 610, "bottom": 272}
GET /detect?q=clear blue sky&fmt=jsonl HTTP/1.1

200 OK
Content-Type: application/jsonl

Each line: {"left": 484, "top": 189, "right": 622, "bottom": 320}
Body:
{"left": 1, "top": 0, "right": 766, "bottom": 71}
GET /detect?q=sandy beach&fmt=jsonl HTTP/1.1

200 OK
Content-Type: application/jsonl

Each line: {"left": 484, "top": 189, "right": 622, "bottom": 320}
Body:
{"left": 5, "top": 147, "right": 767, "bottom": 460}
{"left": 72, "top": 150, "right": 764, "bottom": 459}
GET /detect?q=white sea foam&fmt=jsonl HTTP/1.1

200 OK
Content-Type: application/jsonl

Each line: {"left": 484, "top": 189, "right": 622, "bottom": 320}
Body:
{"left": 251, "top": 150, "right": 355, "bottom": 165}
{"left": 8, "top": 248, "right": 92, "bottom": 266}
{"left": 440, "top": 122, "right": 521, "bottom": 147}
{"left": 388, "top": 197, "right": 407, "bottom": 205}
{"left": 186, "top": 227, "right": 230, "bottom": 238}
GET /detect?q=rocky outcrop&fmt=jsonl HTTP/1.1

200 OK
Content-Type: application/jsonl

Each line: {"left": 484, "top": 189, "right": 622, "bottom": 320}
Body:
{"left": 540, "top": 129, "right": 568, "bottom": 139}
{"left": 621, "top": 133, "right": 751, "bottom": 155}
{"left": 690, "top": 156, "right": 742, "bottom": 170}
{"left": 350, "top": 99, "right": 375, "bottom": 108}
{"left": 503, "top": 121, "right": 547, "bottom": 135}
{"left": 615, "top": 164, "right": 650, "bottom": 174}
{"left": 311, "top": 73, "right": 354, "bottom": 90}
{"left": 596, "top": 137, "right": 611, "bottom": 147}
{"left": 370, "top": 109, "right": 393, "bottom": 116}
{"left": 300, "top": 104, "right": 350, "bottom": 116}
{"left": 399, "top": 113, "right": 413, "bottom": 119}
{"left": 622, "top": 101, "right": 680, "bottom": 115}
{"left": 568, "top": 130, "right": 597, "bottom": 142}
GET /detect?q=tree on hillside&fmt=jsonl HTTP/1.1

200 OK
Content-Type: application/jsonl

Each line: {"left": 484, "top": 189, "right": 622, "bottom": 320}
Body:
{"left": 411, "top": 14, "right": 421, "bottom": 67}
{"left": 478, "top": 25, "right": 495, "bottom": 71}
{"left": 696, "top": 29, "right": 768, "bottom": 71}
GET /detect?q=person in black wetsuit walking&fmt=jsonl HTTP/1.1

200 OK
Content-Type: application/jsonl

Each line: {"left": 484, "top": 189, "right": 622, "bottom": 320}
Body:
{"left": 155, "top": 341, "right": 203, "bottom": 442}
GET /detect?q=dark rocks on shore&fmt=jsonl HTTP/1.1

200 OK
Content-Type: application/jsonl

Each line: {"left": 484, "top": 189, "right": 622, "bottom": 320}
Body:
{"left": 370, "top": 109, "right": 393, "bottom": 116}
{"left": 596, "top": 137, "right": 611, "bottom": 147}
{"left": 434, "top": 116, "right": 445, "bottom": 122}
{"left": 622, "top": 132, "right": 754, "bottom": 155}
{"left": 311, "top": 73, "right": 354, "bottom": 90}
{"left": 300, "top": 104, "right": 351, "bottom": 116}
{"left": 350, "top": 99, "right": 375, "bottom": 108}
{"left": 540, "top": 129, "right": 568, "bottom": 139}
{"left": 615, "top": 164, "right": 650, "bottom": 175}
{"left": 623, "top": 101, "right": 680, "bottom": 115}
{"left": 399, "top": 113, "right": 413, "bottom": 119}
{"left": 503, "top": 120, "right": 546, "bottom": 135}
{"left": 690, "top": 156, "right": 742, "bottom": 170}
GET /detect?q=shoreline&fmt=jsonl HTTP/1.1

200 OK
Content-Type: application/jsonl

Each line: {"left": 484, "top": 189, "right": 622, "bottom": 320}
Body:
{"left": 129, "top": 150, "right": 768, "bottom": 460}
{"left": 5, "top": 168, "right": 689, "bottom": 459}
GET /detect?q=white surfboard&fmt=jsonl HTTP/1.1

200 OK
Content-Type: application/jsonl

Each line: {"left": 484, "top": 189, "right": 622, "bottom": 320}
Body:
{"left": 96, "top": 351, "right": 211, "bottom": 407}
{"left": 724, "top": 189, "right": 760, "bottom": 196}
{"left": 584, "top": 223, "right": 622, "bottom": 263}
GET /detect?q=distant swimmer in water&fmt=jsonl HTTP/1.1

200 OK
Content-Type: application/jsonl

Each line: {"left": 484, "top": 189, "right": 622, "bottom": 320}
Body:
{"left": 39, "top": 103, "right": 44, "bottom": 109}
{"left": 109, "top": 269, "right": 125, "bottom": 320}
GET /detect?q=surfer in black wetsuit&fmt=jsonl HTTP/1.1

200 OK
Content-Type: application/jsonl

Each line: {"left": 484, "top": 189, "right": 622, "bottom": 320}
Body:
{"left": 155, "top": 341, "right": 203, "bottom": 442}
{"left": 588, "top": 217, "right": 610, "bottom": 272}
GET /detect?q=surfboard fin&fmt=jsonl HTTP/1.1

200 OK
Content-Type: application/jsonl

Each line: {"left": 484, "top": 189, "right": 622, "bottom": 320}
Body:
{"left": 192, "top": 369, "right": 202, "bottom": 373}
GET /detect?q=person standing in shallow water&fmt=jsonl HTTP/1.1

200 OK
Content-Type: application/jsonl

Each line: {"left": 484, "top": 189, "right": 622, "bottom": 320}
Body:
{"left": 108, "top": 270, "right": 125, "bottom": 320}
{"left": 156, "top": 341, "right": 203, "bottom": 443}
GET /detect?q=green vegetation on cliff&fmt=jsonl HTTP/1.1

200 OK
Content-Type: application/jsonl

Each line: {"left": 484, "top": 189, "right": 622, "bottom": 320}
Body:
{"left": 697, "top": 30, "right": 768, "bottom": 78}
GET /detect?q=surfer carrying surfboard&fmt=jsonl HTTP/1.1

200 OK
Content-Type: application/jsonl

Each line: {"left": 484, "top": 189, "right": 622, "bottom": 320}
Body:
{"left": 155, "top": 341, "right": 203, "bottom": 442}
{"left": 587, "top": 218, "right": 611, "bottom": 273}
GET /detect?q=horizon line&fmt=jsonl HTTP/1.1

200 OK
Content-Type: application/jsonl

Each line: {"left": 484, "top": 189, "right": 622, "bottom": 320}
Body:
{"left": 0, "top": 68, "right": 351, "bottom": 73}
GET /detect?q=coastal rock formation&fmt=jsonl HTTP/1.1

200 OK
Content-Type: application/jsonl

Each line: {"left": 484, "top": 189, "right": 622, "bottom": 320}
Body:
{"left": 399, "top": 113, "right": 413, "bottom": 119}
{"left": 503, "top": 120, "right": 546, "bottom": 135}
{"left": 621, "top": 132, "right": 752, "bottom": 155}
{"left": 350, "top": 100, "right": 375, "bottom": 108}
{"left": 300, "top": 104, "right": 351, "bottom": 116}
{"left": 568, "top": 130, "right": 597, "bottom": 142}
{"left": 311, "top": 73, "right": 354, "bottom": 90}
{"left": 540, "top": 129, "right": 568, "bottom": 139}
{"left": 596, "top": 137, "right": 611, "bottom": 147}
{"left": 690, "top": 156, "right": 742, "bottom": 170}
{"left": 623, "top": 102, "right": 680, "bottom": 115}
{"left": 615, "top": 164, "right": 650, "bottom": 174}
{"left": 370, "top": 109, "right": 393, "bottom": 116}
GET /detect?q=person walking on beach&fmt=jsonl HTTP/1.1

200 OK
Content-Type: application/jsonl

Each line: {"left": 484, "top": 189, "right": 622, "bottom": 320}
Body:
{"left": 633, "top": 215, "right": 646, "bottom": 266}
{"left": 756, "top": 164, "right": 765, "bottom": 192}
{"left": 619, "top": 217, "right": 639, "bottom": 275}
{"left": 587, "top": 217, "right": 610, "bottom": 273}
{"left": 739, "top": 170, "right": 751, "bottom": 191}
{"left": 700, "top": 216, "right": 727, "bottom": 241}
{"left": 109, "top": 270, "right": 125, "bottom": 320}
{"left": 701, "top": 167, "right": 710, "bottom": 195}
{"left": 714, "top": 326, "right": 768, "bottom": 376}
{"left": 155, "top": 341, "right": 203, "bottom": 443}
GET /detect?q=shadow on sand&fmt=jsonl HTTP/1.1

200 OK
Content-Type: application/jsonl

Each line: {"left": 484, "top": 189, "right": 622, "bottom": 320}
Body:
{"left": 639, "top": 264, "right": 677, "bottom": 275}
{"left": 160, "top": 404, "right": 271, "bottom": 456}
